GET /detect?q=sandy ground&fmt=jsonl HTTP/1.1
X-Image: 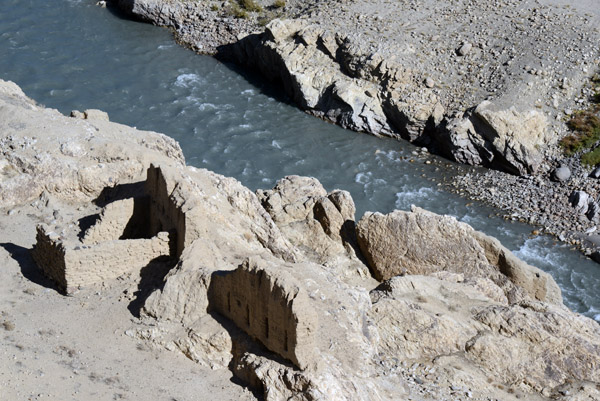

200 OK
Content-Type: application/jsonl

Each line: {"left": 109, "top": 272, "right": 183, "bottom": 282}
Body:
{"left": 0, "top": 202, "right": 256, "bottom": 401}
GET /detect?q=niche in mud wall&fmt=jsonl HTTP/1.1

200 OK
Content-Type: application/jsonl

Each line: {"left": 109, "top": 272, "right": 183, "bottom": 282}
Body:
{"left": 209, "top": 258, "right": 318, "bottom": 370}
{"left": 81, "top": 197, "right": 153, "bottom": 245}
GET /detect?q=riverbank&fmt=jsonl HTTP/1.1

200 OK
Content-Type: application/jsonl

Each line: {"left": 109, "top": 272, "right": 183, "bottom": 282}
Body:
{"left": 107, "top": 0, "right": 600, "bottom": 263}
{"left": 110, "top": 0, "right": 600, "bottom": 173}
{"left": 1, "top": 78, "right": 599, "bottom": 400}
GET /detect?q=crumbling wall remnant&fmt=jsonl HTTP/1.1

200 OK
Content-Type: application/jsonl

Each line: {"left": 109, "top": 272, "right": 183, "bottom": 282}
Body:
{"left": 32, "top": 164, "right": 197, "bottom": 293}
{"left": 145, "top": 164, "right": 188, "bottom": 257}
{"left": 33, "top": 224, "right": 170, "bottom": 294}
{"left": 210, "top": 258, "right": 318, "bottom": 370}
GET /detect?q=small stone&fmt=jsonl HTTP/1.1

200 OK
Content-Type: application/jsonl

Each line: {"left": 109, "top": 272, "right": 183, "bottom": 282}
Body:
{"left": 589, "top": 166, "right": 600, "bottom": 179}
{"left": 1, "top": 321, "right": 15, "bottom": 331}
{"left": 457, "top": 42, "right": 472, "bottom": 56}
{"left": 424, "top": 77, "right": 435, "bottom": 88}
{"left": 70, "top": 110, "right": 85, "bottom": 119}
{"left": 550, "top": 166, "right": 570, "bottom": 182}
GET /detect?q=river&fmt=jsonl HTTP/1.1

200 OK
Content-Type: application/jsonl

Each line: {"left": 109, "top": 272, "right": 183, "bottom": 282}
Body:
{"left": 0, "top": 0, "right": 598, "bottom": 321}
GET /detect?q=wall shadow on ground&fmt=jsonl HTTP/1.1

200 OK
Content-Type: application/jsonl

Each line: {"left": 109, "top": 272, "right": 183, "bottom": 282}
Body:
{"left": 0, "top": 242, "right": 59, "bottom": 292}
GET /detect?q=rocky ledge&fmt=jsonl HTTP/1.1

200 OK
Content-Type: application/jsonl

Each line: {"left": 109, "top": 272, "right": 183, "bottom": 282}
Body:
{"left": 2, "top": 80, "right": 599, "bottom": 400}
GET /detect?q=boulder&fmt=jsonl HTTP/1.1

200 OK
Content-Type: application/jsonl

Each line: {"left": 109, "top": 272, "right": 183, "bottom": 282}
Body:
{"left": 472, "top": 101, "right": 547, "bottom": 175}
{"left": 83, "top": 109, "right": 110, "bottom": 121}
{"left": 435, "top": 117, "right": 489, "bottom": 166}
{"left": 569, "top": 190, "right": 591, "bottom": 215}
{"left": 356, "top": 206, "right": 562, "bottom": 304}
{"left": 587, "top": 200, "right": 600, "bottom": 224}
{"left": 257, "top": 176, "right": 369, "bottom": 279}
{"left": 589, "top": 166, "right": 600, "bottom": 179}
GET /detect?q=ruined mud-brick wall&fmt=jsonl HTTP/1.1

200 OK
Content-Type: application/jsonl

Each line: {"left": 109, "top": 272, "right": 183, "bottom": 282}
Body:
{"left": 210, "top": 258, "right": 318, "bottom": 370}
{"left": 145, "top": 164, "right": 187, "bottom": 257}
{"left": 33, "top": 224, "right": 170, "bottom": 293}
{"left": 82, "top": 197, "right": 152, "bottom": 245}
{"left": 83, "top": 197, "right": 135, "bottom": 244}
{"left": 32, "top": 226, "right": 69, "bottom": 290}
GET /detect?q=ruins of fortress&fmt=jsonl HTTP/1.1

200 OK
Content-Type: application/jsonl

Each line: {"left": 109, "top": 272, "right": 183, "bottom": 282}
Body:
{"left": 32, "top": 164, "right": 189, "bottom": 294}
{"left": 5, "top": 76, "right": 596, "bottom": 401}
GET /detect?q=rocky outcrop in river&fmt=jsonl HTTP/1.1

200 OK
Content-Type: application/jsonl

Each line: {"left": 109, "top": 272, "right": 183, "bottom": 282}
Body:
{"left": 2, "top": 79, "right": 599, "bottom": 400}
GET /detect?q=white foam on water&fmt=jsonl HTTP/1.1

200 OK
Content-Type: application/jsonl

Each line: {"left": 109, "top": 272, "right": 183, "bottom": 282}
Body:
{"left": 459, "top": 213, "right": 478, "bottom": 225}
{"left": 375, "top": 149, "right": 402, "bottom": 162}
{"left": 241, "top": 89, "right": 255, "bottom": 95}
{"left": 174, "top": 73, "right": 205, "bottom": 88}
{"left": 198, "top": 103, "right": 217, "bottom": 111}
{"left": 513, "top": 237, "right": 565, "bottom": 272}
{"left": 355, "top": 172, "right": 372, "bottom": 184}
{"left": 395, "top": 187, "right": 435, "bottom": 208}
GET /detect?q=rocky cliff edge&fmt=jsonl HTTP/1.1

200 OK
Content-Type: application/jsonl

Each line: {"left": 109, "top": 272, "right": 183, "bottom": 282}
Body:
{"left": 2, "top": 79, "right": 599, "bottom": 400}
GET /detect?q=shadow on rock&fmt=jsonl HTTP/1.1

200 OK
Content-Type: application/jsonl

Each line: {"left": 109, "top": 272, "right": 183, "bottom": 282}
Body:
{"left": 128, "top": 255, "right": 177, "bottom": 318}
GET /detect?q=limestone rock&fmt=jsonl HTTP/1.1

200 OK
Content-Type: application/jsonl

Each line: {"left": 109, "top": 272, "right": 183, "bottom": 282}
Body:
{"left": 313, "top": 196, "right": 345, "bottom": 240}
{"left": 589, "top": 166, "right": 600, "bottom": 179}
{"left": 0, "top": 79, "right": 185, "bottom": 208}
{"left": 225, "top": 16, "right": 567, "bottom": 175}
{"left": 471, "top": 229, "right": 562, "bottom": 304}
{"left": 587, "top": 200, "right": 600, "bottom": 224}
{"left": 84, "top": 109, "right": 110, "bottom": 121}
{"left": 383, "top": 88, "right": 444, "bottom": 142}
{"left": 356, "top": 206, "right": 562, "bottom": 304}
{"left": 472, "top": 101, "right": 547, "bottom": 175}
{"left": 436, "top": 117, "right": 490, "bottom": 166}
{"left": 569, "top": 190, "right": 591, "bottom": 215}
{"left": 6, "top": 77, "right": 600, "bottom": 401}
{"left": 257, "top": 176, "right": 369, "bottom": 280}
{"left": 371, "top": 275, "right": 600, "bottom": 395}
